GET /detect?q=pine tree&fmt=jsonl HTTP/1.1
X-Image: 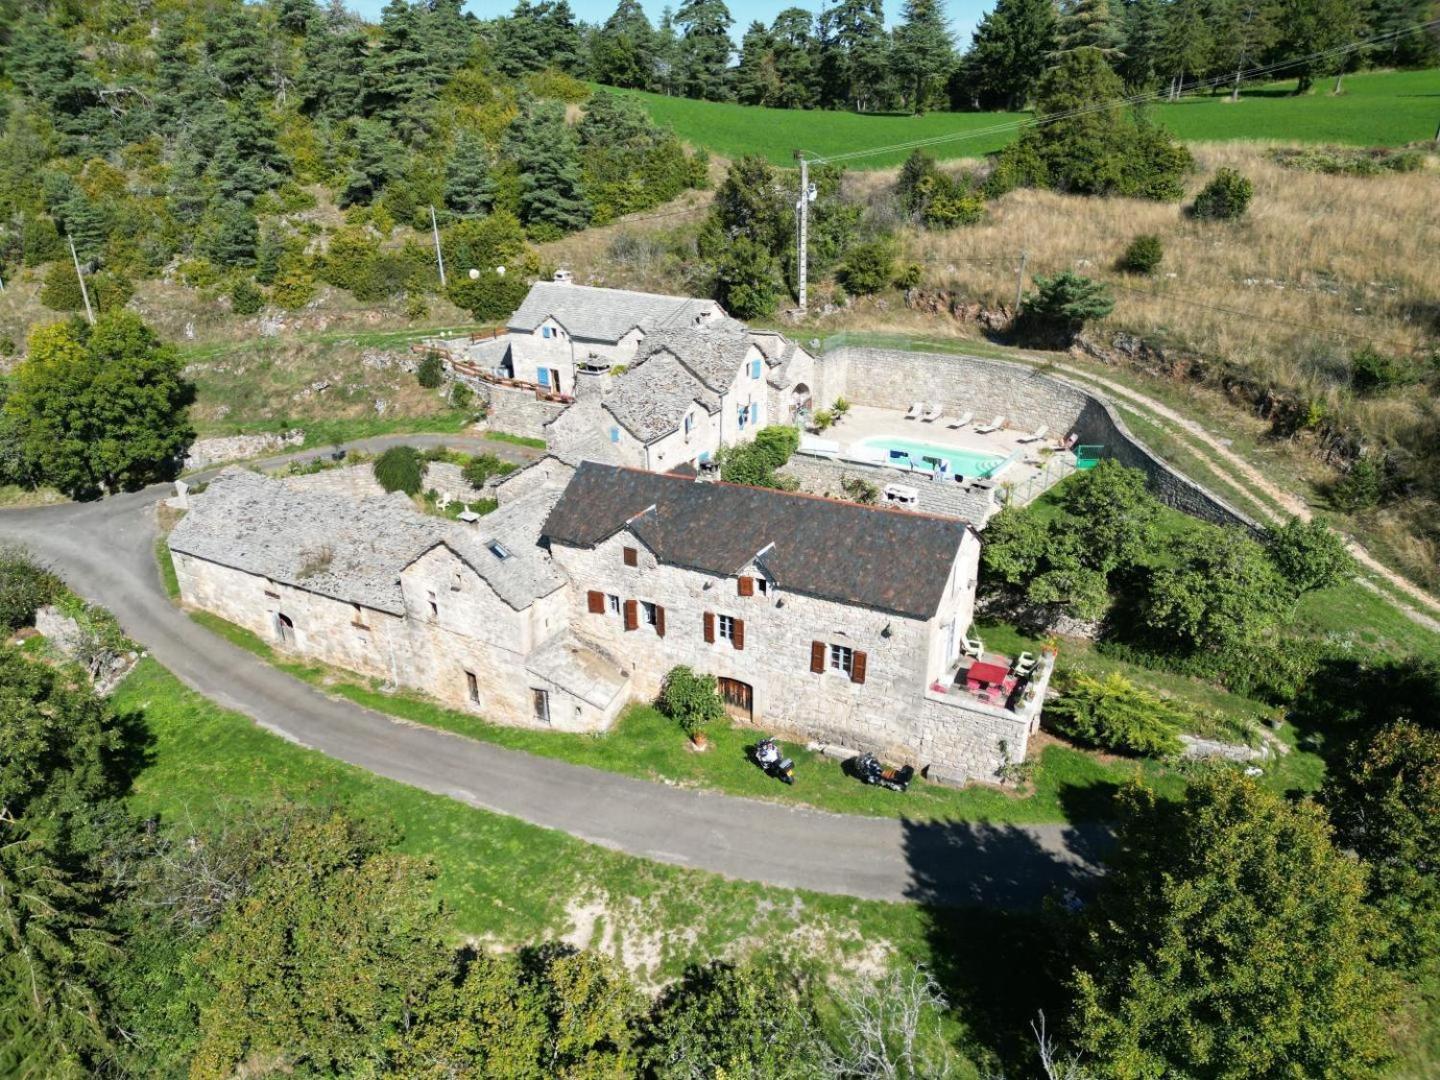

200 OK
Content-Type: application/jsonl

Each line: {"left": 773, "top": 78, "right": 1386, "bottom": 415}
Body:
{"left": 892, "top": 0, "right": 955, "bottom": 112}
{"left": 1210, "top": 0, "right": 1277, "bottom": 100}
{"left": 340, "top": 119, "right": 403, "bottom": 207}
{"left": 592, "top": 0, "right": 656, "bottom": 89}
{"left": 674, "top": 0, "right": 734, "bottom": 101}
{"left": 1157, "top": 0, "right": 1214, "bottom": 97}
{"left": 733, "top": 22, "right": 782, "bottom": 105}
{"left": 1118, "top": 0, "right": 1168, "bottom": 89}
{"left": 204, "top": 199, "right": 260, "bottom": 267}
{"left": 1053, "top": 0, "right": 1126, "bottom": 59}
{"left": 958, "top": 0, "right": 1058, "bottom": 109}
{"left": 1270, "top": 0, "right": 1361, "bottom": 92}
{"left": 444, "top": 133, "right": 494, "bottom": 217}
{"left": 818, "top": 0, "right": 891, "bottom": 111}
{"left": 365, "top": 0, "right": 443, "bottom": 141}
{"left": 205, "top": 3, "right": 270, "bottom": 98}
{"left": 298, "top": 3, "right": 369, "bottom": 122}
{"left": 503, "top": 100, "right": 588, "bottom": 238}
{"left": 769, "top": 8, "right": 820, "bottom": 108}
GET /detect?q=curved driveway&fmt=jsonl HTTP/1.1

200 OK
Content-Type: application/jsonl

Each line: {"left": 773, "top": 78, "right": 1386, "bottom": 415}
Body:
{"left": 1, "top": 439, "right": 1105, "bottom": 906}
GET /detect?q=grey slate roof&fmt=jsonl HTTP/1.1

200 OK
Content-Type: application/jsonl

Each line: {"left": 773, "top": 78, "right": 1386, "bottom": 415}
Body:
{"left": 507, "top": 282, "right": 717, "bottom": 343}
{"left": 169, "top": 468, "right": 562, "bottom": 615}
{"left": 543, "top": 463, "right": 973, "bottom": 620}
{"left": 638, "top": 318, "right": 754, "bottom": 393}
{"left": 603, "top": 351, "right": 718, "bottom": 444}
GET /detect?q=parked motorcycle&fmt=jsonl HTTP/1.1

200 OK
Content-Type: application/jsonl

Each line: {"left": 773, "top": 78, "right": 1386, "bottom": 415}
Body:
{"left": 752, "top": 737, "right": 795, "bottom": 785}
{"left": 852, "top": 752, "right": 915, "bottom": 793}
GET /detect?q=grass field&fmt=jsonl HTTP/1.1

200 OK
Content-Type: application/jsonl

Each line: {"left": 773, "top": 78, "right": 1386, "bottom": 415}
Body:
{"left": 617, "top": 68, "right": 1440, "bottom": 167}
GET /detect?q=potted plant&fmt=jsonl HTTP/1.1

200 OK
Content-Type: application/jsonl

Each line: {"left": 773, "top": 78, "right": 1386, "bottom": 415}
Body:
{"left": 659, "top": 665, "right": 726, "bottom": 750}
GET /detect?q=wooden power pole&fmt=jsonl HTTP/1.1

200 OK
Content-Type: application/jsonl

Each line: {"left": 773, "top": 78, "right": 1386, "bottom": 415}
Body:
{"left": 430, "top": 205, "right": 447, "bottom": 288}
{"left": 68, "top": 233, "right": 94, "bottom": 325}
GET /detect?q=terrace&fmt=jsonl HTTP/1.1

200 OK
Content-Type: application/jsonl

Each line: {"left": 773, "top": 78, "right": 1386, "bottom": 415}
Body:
{"left": 929, "top": 646, "right": 1055, "bottom": 723}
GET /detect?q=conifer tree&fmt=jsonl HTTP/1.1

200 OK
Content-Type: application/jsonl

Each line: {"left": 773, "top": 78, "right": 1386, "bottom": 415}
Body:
{"left": 444, "top": 133, "right": 495, "bottom": 218}
{"left": 675, "top": 0, "right": 735, "bottom": 101}
{"left": 340, "top": 119, "right": 403, "bottom": 206}
{"left": 892, "top": 0, "right": 956, "bottom": 112}
{"left": 958, "top": 0, "right": 1058, "bottom": 108}
{"left": 503, "top": 100, "right": 588, "bottom": 237}
{"left": 1053, "top": 0, "right": 1126, "bottom": 59}
{"left": 818, "top": 0, "right": 891, "bottom": 111}
{"left": 592, "top": 0, "right": 656, "bottom": 89}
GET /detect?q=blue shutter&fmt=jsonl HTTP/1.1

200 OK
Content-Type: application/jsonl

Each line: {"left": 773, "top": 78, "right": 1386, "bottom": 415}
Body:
{"left": 537, "top": 369, "right": 551, "bottom": 387}
{"left": 610, "top": 427, "right": 620, "bottom": 443}
{"left": 750, "top": 359, "right": 761, "bottom": 379}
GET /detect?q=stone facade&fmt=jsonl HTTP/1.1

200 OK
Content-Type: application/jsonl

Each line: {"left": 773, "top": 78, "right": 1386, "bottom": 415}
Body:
{"left": 486, "top": 382, "right": 568, "bottom": 442}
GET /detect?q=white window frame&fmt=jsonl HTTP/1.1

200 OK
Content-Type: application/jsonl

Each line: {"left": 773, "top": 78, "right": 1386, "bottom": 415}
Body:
{"left": 607, "top": 593, "right": 621, "bottom": 615}
{"left": 717, "top": 614, "right": 736, "bottom": 642}
{"left": 828, "top": 643, "right": 855, "bottom": 677}
{"left": 641, "top": 601, "right": 658, "bottom": 627}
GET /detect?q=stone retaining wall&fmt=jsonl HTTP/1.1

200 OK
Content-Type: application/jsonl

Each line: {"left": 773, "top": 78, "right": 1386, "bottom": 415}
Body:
{"left": 184, "top": 430, "right": 305, "bottom": 471}
{"left": 822, "top": 345, "right": 1260, "bottom": 533}
{"left": 779, "top": 452, "right": 1001, "bottom": 523}
{"left": 485, "top": 383, "right": 566, "bottom": 441}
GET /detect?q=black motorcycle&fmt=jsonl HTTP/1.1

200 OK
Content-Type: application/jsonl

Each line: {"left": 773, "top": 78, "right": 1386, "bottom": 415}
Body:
{"left": 852, "top": 752, "right": 915, "bottom": 793}
{"left": 752, "top": 737, "right": 795, "bottom": 785}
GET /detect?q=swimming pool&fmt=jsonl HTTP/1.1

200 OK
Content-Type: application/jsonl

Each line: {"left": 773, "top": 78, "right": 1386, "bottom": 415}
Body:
{"left": 853, "top": 436, "right": 1006, "bottom": 478}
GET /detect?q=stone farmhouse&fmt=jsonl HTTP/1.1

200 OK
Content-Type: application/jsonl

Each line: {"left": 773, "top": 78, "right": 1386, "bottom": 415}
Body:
{"left": 430, "top": 278, "right": 820, "bottom": 474}
{"left": 168, "top": 461, "right": 1053, "bottom": 783}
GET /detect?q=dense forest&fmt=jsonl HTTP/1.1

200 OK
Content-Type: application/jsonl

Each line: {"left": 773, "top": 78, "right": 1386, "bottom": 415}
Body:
{"left": 0, "top": 0, "right": 707, "bottom": 327}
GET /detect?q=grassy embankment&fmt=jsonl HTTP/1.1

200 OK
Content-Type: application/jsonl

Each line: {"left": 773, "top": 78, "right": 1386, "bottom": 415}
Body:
{"left": 619, "top": 68, "right": 1440, "bottom": 168}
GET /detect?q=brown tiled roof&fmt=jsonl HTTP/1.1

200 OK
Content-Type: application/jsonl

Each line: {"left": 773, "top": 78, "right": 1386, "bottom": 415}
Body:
{"left": 542, "top": 462, "right": 972, "bottom": 619}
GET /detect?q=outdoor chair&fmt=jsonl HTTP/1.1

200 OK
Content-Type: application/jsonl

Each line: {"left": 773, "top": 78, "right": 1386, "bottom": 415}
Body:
{"left": 1013, "top": 652, "right": 1037, "bottom": 677}
{"left": 920, "top": 404, "right": 943, "bottom": 422}
{"left": 1017, "top": 423, "right": 1049, "bottom": 443}
{"left": 961, "top": 633, "right": 984, "bottom": 658}
{"left": 947, "top": 411, "right": 974, "bottom": 429}
{"left": 904, "top": 402, "right": 922, "bottom": 419}
{"left": 974, "top": 416, "right": 1005, "bottom": 434}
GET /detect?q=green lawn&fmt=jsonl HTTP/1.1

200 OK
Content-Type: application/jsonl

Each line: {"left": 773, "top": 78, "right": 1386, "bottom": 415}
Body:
{"left": 484, "top": 430, "right": 547, "bottom": 450}
{"left": 618, "top": 68, "right": 1440, "bottom": 167}
{"left": 113, "top": 658, "right": 942, "bottom": 980}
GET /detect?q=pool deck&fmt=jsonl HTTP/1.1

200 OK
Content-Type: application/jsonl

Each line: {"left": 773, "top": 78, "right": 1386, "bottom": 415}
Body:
{"left": 822, "top": 405, "right": 1067, "bottom": 487}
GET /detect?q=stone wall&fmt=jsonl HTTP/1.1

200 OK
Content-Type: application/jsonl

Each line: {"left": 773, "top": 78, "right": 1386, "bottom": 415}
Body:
{"left": 184, "top": 430, "right": 304, "bottom": 471}
{"left": 280, "top": 464, "right": 384, "bottom": 499}
{"left": 779, "top": 451, "right": 1002, "bottom": 524}
{"left": 493, "top": 456, "right": 576, "bottom": 505}
{"left": 824, "top": 345, "right": 1260, "bottom": 532}
{"left": 486, "top": 383, "right": 566, "bottom": 441}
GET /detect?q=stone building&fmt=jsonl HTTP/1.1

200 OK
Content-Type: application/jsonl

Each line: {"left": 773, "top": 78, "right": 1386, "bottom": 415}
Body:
{"left": 169, "top": 462, "right": 1051, "bottom": 783}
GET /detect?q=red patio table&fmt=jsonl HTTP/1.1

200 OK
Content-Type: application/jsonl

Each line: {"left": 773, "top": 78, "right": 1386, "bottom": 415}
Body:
{"left": 966, "top": 660, "right": 1011, "bottom": 688}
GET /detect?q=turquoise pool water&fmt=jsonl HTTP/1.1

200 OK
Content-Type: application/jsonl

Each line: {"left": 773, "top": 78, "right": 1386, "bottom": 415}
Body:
{"left": 854, "top": 436, "right": 1006, "bottom": 478}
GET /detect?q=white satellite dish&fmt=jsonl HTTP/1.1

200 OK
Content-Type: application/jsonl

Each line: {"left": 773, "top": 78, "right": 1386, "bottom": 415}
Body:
{"left": 468, "top": 267, "right": 480, "bottom": 280}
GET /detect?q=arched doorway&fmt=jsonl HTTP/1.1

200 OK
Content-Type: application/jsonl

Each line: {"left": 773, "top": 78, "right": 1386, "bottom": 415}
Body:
{"left": 718, "top": 677, "right": 753, "bottom": 720}
{"left": 790, "top": 383, "right": 812, "bottom": 424}
{"left": 275, "top": 612, "right": 295, "bottom": 646}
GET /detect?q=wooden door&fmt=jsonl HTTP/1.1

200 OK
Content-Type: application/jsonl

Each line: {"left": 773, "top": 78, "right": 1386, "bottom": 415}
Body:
{"left": 718, "top": 677, "right": 753, "bottom": 720}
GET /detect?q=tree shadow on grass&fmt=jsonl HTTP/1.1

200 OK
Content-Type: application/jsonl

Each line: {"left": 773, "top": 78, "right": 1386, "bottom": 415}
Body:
{"left": 902, "top": 818, "right": 1107, "bottom": 1071}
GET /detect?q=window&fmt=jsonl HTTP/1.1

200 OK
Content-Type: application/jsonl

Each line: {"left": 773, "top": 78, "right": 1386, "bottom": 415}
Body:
{"left": 623, "top": 546, "right": 638, "bottom": 567}
{"left": 610, "top": 427, "right": 621, "bottom": 443}
{"left": 427, "top": 590, "right": 438, "bottom": 619}
{"left": 532, "top": 688, "right": 551, "bottom": 724}
{"left": 756, "top": 577, "right": 769, "bottom": 595}
{"left": 718, "top": 614, "right": 736, "bottom": 642}
{"left": 641, "top": 601, "right": 657, "bottom": 626}
{"left": 607, "top": 594, "right": 621, "bottom": 615}
{"left": 537, "top": 368, "right": 551, "bottom": 387}
{"left": 683, "top": 413, "right": 693, "bottom": 437}
{"left": 737, "top": 403, "right": 747, "bottom": 430}
{"left": 465, "top": 670, "right": 479, "bottom": 703}
{"left": 488, "top": 541, "right": 511, "bottom": 560}
{"left": 829, "top": 643, "right": 855, "bottom": 677}
{"left": 750, "top": 359, "right": 762, "bottom": 379}
{"left": 451, "top": 571, "right": 463, "bottom": 591}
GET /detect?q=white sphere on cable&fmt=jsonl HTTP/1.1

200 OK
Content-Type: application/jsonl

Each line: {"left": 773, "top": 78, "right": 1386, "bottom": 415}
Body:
{"left": 467, "top": 267, "right": 480, "bottom": 280}
{"left": 496, "top": 265, "right": 506, "bottom": 276}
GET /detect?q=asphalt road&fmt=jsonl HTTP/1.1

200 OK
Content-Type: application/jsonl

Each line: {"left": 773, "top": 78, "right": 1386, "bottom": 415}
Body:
{"left": 1, "top": 439, "right": 1106, "bottom": 907}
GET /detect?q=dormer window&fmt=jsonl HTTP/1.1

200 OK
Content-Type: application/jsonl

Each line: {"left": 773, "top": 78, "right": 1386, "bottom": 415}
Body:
{"left": 488, "top": 541, "right": 511, "bottom": 560}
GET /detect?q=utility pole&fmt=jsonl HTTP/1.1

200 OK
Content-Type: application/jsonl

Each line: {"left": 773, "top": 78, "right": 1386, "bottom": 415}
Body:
{"left": 1013, "top": 249, "right": 1028, "bottom": 315}
{"left": 430, "top": 205, "right": 447, "bottom": 288}
{"left": 68, "top": 233, "right": 94, "bottom": 326}
{"left": 795, "top": 151, "right": 809, "bottom": 312}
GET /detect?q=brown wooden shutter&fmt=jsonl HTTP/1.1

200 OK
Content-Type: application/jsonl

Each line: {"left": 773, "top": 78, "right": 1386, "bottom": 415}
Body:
{"left": 623, "top": 546, "right": 638, "bottom": 567}
{"left": 731, "top": 618, "right": 745, "bottom": 651}
{"left": 623, "top": 599, "right": 638, "bottom": 631}
{"left": 587, "top": 590, "right": 605, "bottom": 614}
{"left": 737, "top": 576, "right": 754, "bottom": 597}
{"left": 703, "top": 612, "right": 715, "bottom": 643}
{"left": 655, "top": 605, "right": 666, "bottom": 637}
{"left": 850, "top": 650, "right": 868, "bottom": 685}
{"left": 810, "top": 640, "right": 826, "bottom": 673}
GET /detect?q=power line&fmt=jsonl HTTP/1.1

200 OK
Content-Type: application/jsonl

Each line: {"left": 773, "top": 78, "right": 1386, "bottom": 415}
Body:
{"left": 813, "top": 20, "right": 1440, "bottom": 165}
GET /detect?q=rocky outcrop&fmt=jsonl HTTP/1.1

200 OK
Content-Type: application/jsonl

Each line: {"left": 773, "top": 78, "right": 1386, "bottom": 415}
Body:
{"left": 904, "top": 288, "right": 1016, "bottom": 333}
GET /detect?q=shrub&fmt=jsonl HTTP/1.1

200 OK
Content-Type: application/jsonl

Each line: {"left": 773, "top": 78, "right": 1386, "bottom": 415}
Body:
{"left": 39, "top": 261, "right": 85, "bottom": 311}
{"left": 448, "top": 382, "right": 473, "bottom": 409}
{"left": 416, "top": 353, "right": 444, "bottom": 389}
{"left": 836, "top": 240, "right": 896, "bottom": 297}
{"left": 716, "top": 426, "right": 799, "bottom": 489}
{"left": 712, "top": 237, "right": 781, "bottom": 319}
{"left": 230, "top": 279, "right": 265, "bottom": 315}
{"left": 1021, "top": 271, "right": 1114, "bottom": 342}
{"left": 446, "top": 271, "right": 530, "bottom": 322}
{"left": 1191, "top": 168, "right": 1254, "bottom": 220}
{"left": 840, "top": 475, "right": 879, "bottom": 504}
{"left": 1264, "top": 517, "right": 1354, "bottom": 595}
{"left": 1331, "top": 454, "right": 1385, "bottom": 513}
{"left": 893, "top": 262, "right": 922, "bottom": 290}
{"left": 0, "top": 547, "right": 63, "bottom": 630}
{"left": 1047, "top": 671, "right": 1187, "bottom": 758}
{"left": 372, "top": 446, "right": 424, "bottom": 495}
{"left": 1119, "top": 234, "right": 1163, "bottom": 275}
{"left": 270, "top": 259, "right": 317, "bottom": 309}
{"left": 460, "top": 452, "right": 514, "bottom": 488}
{"left": 659, "top": 665, "right": 726, "bottom": 740}
{"left": 1349, "top": 346, "right": 1416, "bottom": 394}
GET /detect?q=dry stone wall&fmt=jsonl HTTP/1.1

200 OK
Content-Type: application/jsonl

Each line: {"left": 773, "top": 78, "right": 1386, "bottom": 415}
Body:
{"left": 486, "top": 383, "right": 566, "bottom": 441}
{"left": 779, "top": 452, "right": 1001, "bottom": 523}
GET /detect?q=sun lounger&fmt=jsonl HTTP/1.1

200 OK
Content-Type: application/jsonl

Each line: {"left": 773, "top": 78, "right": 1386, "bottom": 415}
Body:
{"left": 920, "top": 403, "right": 942, "bottom": 422}
{"left": 1016, "top": 423, "right": 1049, "bottom": 443}
{"left": 904, "top": 402, "right": 922, "bottom": 419}
{"left": 974, "top": 416, "right": 1004, "bottom": 434}
{"left": 946, "top": 411, "right": 974, "bottom": 429}
{"left": 1013, "top": 651, "right": 1037, "bottom": 677}
{"left": 961, "top": 633, "right": 984, "bottom": 658}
